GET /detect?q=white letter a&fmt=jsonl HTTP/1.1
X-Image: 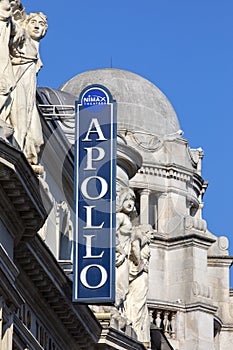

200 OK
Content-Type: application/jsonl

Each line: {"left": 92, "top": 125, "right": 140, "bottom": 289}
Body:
{"left": 82, "top": 118, "right": 107, "bottom": 141}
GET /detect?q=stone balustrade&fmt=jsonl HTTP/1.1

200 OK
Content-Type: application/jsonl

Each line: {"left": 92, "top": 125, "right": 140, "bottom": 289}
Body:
{"left": 149, "top": 308, "right": 177, "bottom": 340}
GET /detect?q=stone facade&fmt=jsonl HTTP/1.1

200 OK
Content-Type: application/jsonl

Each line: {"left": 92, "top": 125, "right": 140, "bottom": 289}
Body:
{"left": 0, "top": 2, "right": 233, "bottom": 349}
{"left": 60, "top": 68, "right": 233, "bottom": 350}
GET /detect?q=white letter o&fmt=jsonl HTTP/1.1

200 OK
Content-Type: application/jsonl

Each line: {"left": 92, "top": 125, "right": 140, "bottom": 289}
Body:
{"left": 80, "top": 264, "right": 108, "bottom": 289}
{"left": 81, "top": 176, "right": 108, "bottom": 200}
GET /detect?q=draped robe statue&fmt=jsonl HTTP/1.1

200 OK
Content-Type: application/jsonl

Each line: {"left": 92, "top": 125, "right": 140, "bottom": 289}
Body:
{"left": 0, "top": 1, "right": 48, "bottom": 164}
{"left": 0, "top": 0, "right": 15, "bottom": 119}
{"left": 9, "top": 11, "right": 48, "bottom": 164}
{"left": 115, "top": 184, "right": 153, "bottom": 346}
{"left": 126, "top": 224, "right": 153, "bottom": 346}
{"left": 115, "top": 185, "right": 136, "bottom": 313}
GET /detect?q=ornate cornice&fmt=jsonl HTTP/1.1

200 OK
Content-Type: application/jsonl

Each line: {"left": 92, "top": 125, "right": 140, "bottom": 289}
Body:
{"left": 15, "top": 235, "right": 102, "bottom": 347}
{"left": 0, "top": 244, "right": 23, "bottom": 308}
{"left": 138, "top": 163, "right": 191, "bottom": 182}
{"left": 0, "top": 139, "right": 53, "bottom": 244}
{"left": 137, "top": 163, "right": 205, "bottom": 197}
{"left": 147, "top": 301, "right": 218, "bottom": 315}
{"left": 184, "top": 302, "right": 218, "bottom": 315}
{"left": 151, "top": 232, "right": 216, "bottom": 250}
{"left": 207, "top": 256, "right": 233, "bottom": 268}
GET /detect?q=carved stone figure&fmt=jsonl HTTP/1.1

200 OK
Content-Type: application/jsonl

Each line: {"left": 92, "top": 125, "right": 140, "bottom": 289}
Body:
{"left": 56, "top": 201, "right": 73, "bottom": 261}
{"left": 8, "top": 11, "right": 48, "bottom": 164}
{"left": 0, "top": 0, "right": 15, "bottom": 119}
{"left": 9, "top": 0, "right": 25, "bottom": 21}
{"left": 125, "top": 224, "right": 153, "bottom": 345}
{"left": 114, "top": 186, "right": 153, "bottom": 344}
{"left": 115, "top": 185, "right": 136, "bottom": 312}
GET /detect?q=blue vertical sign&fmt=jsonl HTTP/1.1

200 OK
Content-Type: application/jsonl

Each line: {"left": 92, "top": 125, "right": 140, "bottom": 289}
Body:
{"left": 73, "top": 85, "right": 116, "bottom": 303}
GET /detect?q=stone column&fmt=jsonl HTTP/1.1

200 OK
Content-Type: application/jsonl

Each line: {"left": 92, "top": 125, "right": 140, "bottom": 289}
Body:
{"left": 139, "top": 189, "right": 151, "bottom": 224}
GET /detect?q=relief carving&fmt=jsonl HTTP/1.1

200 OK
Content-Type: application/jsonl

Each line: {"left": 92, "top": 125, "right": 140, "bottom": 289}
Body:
{"left": 192, "top": 281, "right": 211, "bottom": 299}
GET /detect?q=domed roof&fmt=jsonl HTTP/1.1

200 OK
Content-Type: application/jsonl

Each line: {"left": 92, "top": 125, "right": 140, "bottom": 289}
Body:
{"left": 61, "top": 68, "right": 180, "bottom": 136}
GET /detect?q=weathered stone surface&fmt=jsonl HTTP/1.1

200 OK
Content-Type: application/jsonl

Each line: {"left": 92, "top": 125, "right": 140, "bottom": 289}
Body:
{"left": 61, "top": 68, "right": 181, "bottom": 137}
{"left": 61, "top": 68, "right": 233, "bottom": 349}
{"left": 0, "top": 1, "right": 48, "bottom": 164}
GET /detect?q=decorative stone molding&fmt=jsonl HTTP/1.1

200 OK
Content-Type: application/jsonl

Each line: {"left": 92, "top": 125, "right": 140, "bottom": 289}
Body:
{"left": 184, "top": 215, "right": 207, "bottom": 233}
{"left": 218, "top": 236, "right": 229, "bottom": 251}
{"left": 117, "top": 141, "right": 142, "bottom": 180}
{"left": 0, "top": 139, "right": 52, "bottom": 244}
{"left": 0, "top": 244, "right": 23, "bottom": 308}
{"left": 92, "top": 306, "right": 139, "bottom": 341}
{"left": 137, "top": 164, "right": 205, "bottom": 200}
{"left": 207, "top": 256, "right": 233, "bottom": 268}
{"left": 131, "top": 131, "right": 162, "bottom": 151}
{"left": 192, "top": 281, "right": 212, "bottom": 299}
{"left": 208, "top": 236, "right": 231, "bottom": 258}
{"left": 0, "top": 244, "right": 24, "bottom": 350}
{"left": 128, "top": 130, "right": 184, "bottom": 153}
{"left": 184, "top": 302, "right": 217, "bottom": 314}
{"left": 14, "top": 235, "right": 102, "bottom": 348}
{"left": 138, "top": 164, "right": 191, "bottom": 183}
{"left": 151, "top": 233, "right": 216, "bottom": 251}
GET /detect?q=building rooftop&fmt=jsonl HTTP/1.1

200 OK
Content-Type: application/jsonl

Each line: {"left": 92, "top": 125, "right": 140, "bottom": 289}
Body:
{"left": 61, "top": 68, "right": 180, "bottom": 137}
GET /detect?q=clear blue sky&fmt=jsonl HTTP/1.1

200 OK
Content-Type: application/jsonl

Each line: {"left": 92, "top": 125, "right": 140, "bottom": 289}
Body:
{"left": 23, "top": 1, "right": 233, "bottom": 282}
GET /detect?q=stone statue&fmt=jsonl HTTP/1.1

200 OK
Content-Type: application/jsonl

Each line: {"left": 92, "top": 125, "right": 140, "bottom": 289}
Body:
{"left": 115, "top": 185, "right": 136, "bottom": 312}
{"left": 0, "top": 1, "right": 47, "bottom": 164}
{"left": 125, "top": 224, "right": 153, "bottom": 346}
{"left": 9, "top": 0, "right": 25, "bottom": 21}
{"left": 114, "top": 186, "right": 153, "bottom": 345}
{"left": 8, "top": 10, "right": 48, "bottom": 164}
{"left": 0, "top": 0, "right": 15, "bottom": 120}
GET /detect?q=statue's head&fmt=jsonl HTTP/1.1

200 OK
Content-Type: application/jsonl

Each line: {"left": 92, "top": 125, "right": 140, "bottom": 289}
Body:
{"left": 116, "top": 186, "right": 136, "bottom": 214}
{"left": 24, "top": 12, "right": 48, "bottom": 41}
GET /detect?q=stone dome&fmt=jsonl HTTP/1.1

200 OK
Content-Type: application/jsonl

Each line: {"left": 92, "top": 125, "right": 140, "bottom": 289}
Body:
{"left": 61, "top": 68, "right": 180, "bottom": 137}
